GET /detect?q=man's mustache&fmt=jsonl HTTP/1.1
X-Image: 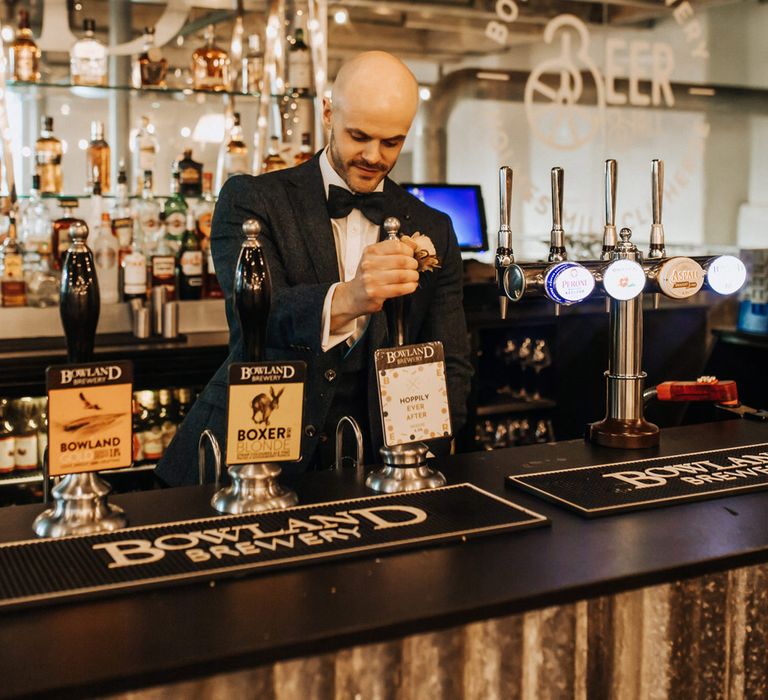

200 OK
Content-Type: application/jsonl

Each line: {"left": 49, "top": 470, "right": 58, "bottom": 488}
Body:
{"left": 350, "top": 160, "right": 388, "bottom": 172}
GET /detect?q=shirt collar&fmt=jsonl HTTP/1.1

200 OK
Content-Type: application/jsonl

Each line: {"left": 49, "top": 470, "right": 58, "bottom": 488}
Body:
{"left": 320, "top": 147, "right": 385, "bottom": 199}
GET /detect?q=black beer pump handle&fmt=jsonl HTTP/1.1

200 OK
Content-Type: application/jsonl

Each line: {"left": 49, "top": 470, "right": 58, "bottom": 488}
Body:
{"left": 234, "top": 219, "right": 271, "bottom": 363}
{"left": 383, "top": 216, "right": 407, "bottom": 348}
{"left": 59, "top": 221, "right": 100, "bottom": 364}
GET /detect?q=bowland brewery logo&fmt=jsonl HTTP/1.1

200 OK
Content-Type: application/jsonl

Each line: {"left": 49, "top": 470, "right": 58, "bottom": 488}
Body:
{"left": 46, "top": 361, "right": 134, "bottom": 476}
{"left": 226, "top": 362, "right": 306, "bottom": 465}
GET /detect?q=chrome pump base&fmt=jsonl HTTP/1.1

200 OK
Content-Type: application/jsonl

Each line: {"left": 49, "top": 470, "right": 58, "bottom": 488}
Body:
{"left": 366, "top": 443, "right": 446, "bottom": 493}
{"left": 211, "top": 462, "right": 298, "bottom": 514}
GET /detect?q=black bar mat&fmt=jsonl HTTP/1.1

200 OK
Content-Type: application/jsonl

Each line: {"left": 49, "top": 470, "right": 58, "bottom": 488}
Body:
{"left": 0, "top": 484, "right": 547, "bottom": 610}
{"left": 507, "top": 442, "right": 768, "bottom": 517}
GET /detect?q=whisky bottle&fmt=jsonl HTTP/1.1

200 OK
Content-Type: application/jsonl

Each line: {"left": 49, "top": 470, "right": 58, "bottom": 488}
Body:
{"left": 177, "top": 149, "right": 203, "bottom": 198}
{"left": 25, "top": 239, "right": 59, "bottom": 309}
{"left": 70, "top": 18, "right": 108, "bottom": 87}
{"left": 0, "top": 400, "right": 14, "bottom": 475}
{"left": 129, "top": 116, "right": 159, "bottom": 188}
{"left": 10, "top": 9, "right": 41, "bottom": 83}
{"left": 93, "top": 212, "right": 119, "bottom": 304}
{"left": 136, "top": 26, "right": 167, "bottom": 87}
{"left": 111, "top": 163, "right": 133, "bottom": 257}
{"left": 203, "top": 243, "right": 224, "bottom": 299}
{"left": 177, "top": 212, "right": 203, "bottom": 300}
{"left": 150, "top": 223, "right": 177, "bottom": 301}
{"left": 263, "top": 136, "right": 288, "bottom": 173}
{"left": 86, "top": 120, "right": 111, "bottom": 193}
{"left": 12, "top": 398, "right": 39, "bottom": 471}
{"left": 191, "top": 24, "right": 230, "bottom": 92}
{"left": 157, "top": 389, "right": 178, "bottom": 450}
{"left": 224, "top": 112, "right": 249, "bottom": 179}
{"left": 241, "top": 34, "right": 264, "bottom": 93}
{"left": 288, "top": 27, "right": 312, "bottom": 94}
{"left": 294, "top": 132, "right": 313, "bottom": 165}
{"left": 0, "top": 215, "right": 27, "bottom": 307}
{"left": 122, "top": 229, "right": 148, "bottom": 302}
{"left": 195, "top": 172, "right": 215, "bottom": 239}
{"left": 163, "top": 172, "right": 188, "bottom": 251}
{"left": 137, "top": 391, "right": 164, "bottom": 461}
{"left": 35, "top": 116, "right": 63, "bottom": 194}
{"left": 135, "top": 170, "right": 161, "bottom": 250}
{"left": 52, "top": 199, "right": 81, "bottom": 269}
{"left": 19, "top": 174, "right": 52, "bottom": 256}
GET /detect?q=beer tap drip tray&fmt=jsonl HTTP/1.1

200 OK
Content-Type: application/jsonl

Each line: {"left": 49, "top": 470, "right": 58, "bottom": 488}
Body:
{"left": 507, "top": 442, "right": 768, "bottom": 517}
{"left": 0, "top": 484, "right": 547, "bottom": 611}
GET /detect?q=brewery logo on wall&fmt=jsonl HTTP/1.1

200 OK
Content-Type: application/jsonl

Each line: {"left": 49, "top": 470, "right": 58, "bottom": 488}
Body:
{"left": 226, "top": 362, "right": 306, "bottom": 464}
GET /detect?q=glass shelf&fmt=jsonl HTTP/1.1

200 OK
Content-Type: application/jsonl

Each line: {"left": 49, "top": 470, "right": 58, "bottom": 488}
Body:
{"left": 5, "top": 79, "right": 315, "bottom": 101}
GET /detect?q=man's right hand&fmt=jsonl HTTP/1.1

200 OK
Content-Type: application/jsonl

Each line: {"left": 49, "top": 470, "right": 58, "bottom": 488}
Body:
{"left": 330, "top": 239, "right": 419, "bottom": 333}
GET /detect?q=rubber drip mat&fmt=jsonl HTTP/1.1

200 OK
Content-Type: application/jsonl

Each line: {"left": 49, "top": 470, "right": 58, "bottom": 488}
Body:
{"left": 507, "top": 442, "right": 768, "bottom": 517}
{"left": 0, "top": 483, "right": 547, "bottom": 610}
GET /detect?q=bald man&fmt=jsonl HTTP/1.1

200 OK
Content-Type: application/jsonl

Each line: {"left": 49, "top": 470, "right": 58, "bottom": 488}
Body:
{"left": 157, "top": 52, "right": 472, "bottom": 485}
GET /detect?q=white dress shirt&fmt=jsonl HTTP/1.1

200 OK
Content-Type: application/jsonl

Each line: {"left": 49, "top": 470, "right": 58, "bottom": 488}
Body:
{"left": 319, "top": 148, "right": 384, "bottom": 352}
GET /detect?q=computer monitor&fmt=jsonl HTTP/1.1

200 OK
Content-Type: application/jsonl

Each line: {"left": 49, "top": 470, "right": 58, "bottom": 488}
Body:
{"left": 402, "top": 183, "right": 488, "bottom": 252}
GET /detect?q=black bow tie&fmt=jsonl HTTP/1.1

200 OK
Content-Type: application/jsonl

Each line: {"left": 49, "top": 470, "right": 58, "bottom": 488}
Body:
{"left": 327, "top": 184, "right": 386, "bottom": 225}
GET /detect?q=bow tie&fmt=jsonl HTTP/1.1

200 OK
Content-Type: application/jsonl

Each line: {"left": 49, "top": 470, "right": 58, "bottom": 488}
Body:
{"left": 327, "top": 184, "right": 386, "bottom": 225}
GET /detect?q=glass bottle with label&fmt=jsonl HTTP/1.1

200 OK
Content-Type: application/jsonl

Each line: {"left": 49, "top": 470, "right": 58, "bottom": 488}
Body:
{"left": 26, "top": 232, "right": 60, "bottom": 309}
{"left": 195, "top": 172, "right": 215, "bottom": 239}
{"left": 122, "top": 225, "right": 148, "bottom": 302}
{"left": 129, "top": 117, "right": 159, "bottom": 191}
{"left": 86, "top": 180, "right": 104, "bottom": 249}
{"left": 52, "top": 199, "right": 82, "bottom": 269}
{"left": 263, "top": 136, "right": 288, "bottom": 173}
{"left": 175, "top": 388, "right": 194, "bottom": 422}
{"left": 288, "top": 27, "right": 312, "bottom": 94}
{"left": 294, "top": 132, "right": 313, "bottom": 165}
{"left": 12, "top": 398, "right": 39, "bottom": 471}
{"left": 241, "top": 34, "right": 264, "bottom": 93}
{"left": 134, "top": 171, "right": 161, "bottom": 252}
{"left": 225, "top": 112, "right": 249, "bottom": 179}
{"left": 151, "top": 220, "right": 177, "bottom": 300}
{"left": 20, "top": 174, "right": 52, "bottom": 256}
{"left": 177, "top": 212, "right": 203, "bottom": 300}
{"left": 94, "top": 212, "right": 119, "bottom": 304}
{"left": 86, "top": 120, "right": 110, "bottom": 193}
{"left": 0, "top": 400, "right": 15, "bottom": 475}
{"left": 111, "top": 162, "right": 133, "bottom": 260}
{"left": 163, "top": 172, "right": 188, "bottom": 252}
{"left": 35, "top": 116, "right": 63, "bottom": 195}
{"left": 176, "top": 149, "right": 203, "bottom": 198}
{"left": 157, "top": 389, "right": 178, "bottom": 450}
{"left": 137, "top": 391, "right": 164, "bottom": 461}
{"left": 135, "top": 27, "right": 167, "bottom": 87}
{"left": 191, "top": 24, "right": 230, "bottom": 91}
{"left": 70, "top": 18, "right": 108, "bottom": 87}
{"left": 10, "top": 9, "right": 41, "bottom": 83}
{"left": 132, "top": 397, "right": 144, "bottom": 462}
{"left": 1, "top": 215, "right": 27, "bottom": 307}
{"left": 203, "top": 243, "right": 224, "bottom": 299}
{"left": 37, "top": 399, "right": 48, "bottom": 469}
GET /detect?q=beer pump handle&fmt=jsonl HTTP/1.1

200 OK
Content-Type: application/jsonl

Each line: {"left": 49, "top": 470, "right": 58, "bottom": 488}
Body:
{"left": 384, "top": 216, "right": 407, "bottom": 347}
{"left": 649, "top": 159, "right": 665, "bottom": 259}
{"left": 59, "top": 221, "right": 100, "bottom": 364}
{"left": 235, "top": 219, "right": 271, "bottom": 363}
{"left": 601, "top": 159, "right": 618, "bottom": 259}
{"left": 548, "top": 167, "right": 566, "bottom": 262}
{"left": 495, "top": 166, "right": 514, "bottom": 319}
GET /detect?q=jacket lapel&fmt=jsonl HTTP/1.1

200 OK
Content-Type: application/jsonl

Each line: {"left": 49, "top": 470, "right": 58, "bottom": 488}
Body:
{"left": 286, "top": 156, "right": 340, "bottom": 284}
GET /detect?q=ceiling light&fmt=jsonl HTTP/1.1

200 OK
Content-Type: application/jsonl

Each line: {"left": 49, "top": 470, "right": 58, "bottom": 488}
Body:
{"left": 333, "top": 8, "right": 349, "bottom": 25}
{"left": 419, "top": 86, "right": 431, "bottom": 101}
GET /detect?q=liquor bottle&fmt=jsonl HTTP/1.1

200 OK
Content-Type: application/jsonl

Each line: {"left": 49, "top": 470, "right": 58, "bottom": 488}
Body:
{"left": 263, "top": 136, "right": 288, "bottom": 173}
{"left": 111, "top": 162, "right": 133, "bottom": 258}
{"left": 93, "top": 212, "right": 118, "bottom": 304}
{"left": 13, "top": 398, "right": 39, "bottom": 471}
{"left": 10, "top": 9, "right": 41, "bottom": 83}
{"left": 0, "top": 400, "right": 14, "bottom": 475}
{"left": 157, "top": 389, "right": 178, "bottom": 450}
{"left": 163, "top": 172, "right": 188, "bottom": 251}
{"left": 195, "top": 172, "right": 215, "bottom": 239}
{"left": 135, "top": 27, "right": 167, "bottom": 87}
{"left": 122, "top": 228, "right": 148, "bottom": 302}
{"left": 191, "top": 24, "right": 230, "bottom": 92}
{"left": 203, "top": 242, "right": 224, "bottom": 299}
{"left": 20, "top": 174, "right": 52, "bottom": 256}
{"left": 176, "top": 149, "right": 203, "bottom": 198}
{"left": 241, "top": 34, "right": 263, "bottom": 93}
{"left": 135, "top": 170, "right": 161, "bottom": 251}
{"left": 25, "top": 239, "right": 59, "bottom": 308}
{"left": 177, "top": 212, "right": 203, "bottom": 300}
{"left": 52, "top": 199, "right": 81, "bottom": 269}
{"left": 150, "top": 222, "right": 177, "bottom": 300}
{"left": 86, "top": 180, "right": 104, "bottom": 248}
{"left": 86, "top": 120, "right": 110, "bottom": 193}
{"left": 294, "top": 132, "right": 313, "bottom": 165}
{"left": 224, "top": 112, "right": 249, "bottom": 179}
{"left": 175, "top": 387, "right": 194, "bottom": 422}
{"left": 137, "top": 391, "right": 163, "bottom": 461}
{"left": 288, "top": 27, "right": 312, "bottom": 94}
{"left": 132, "top": 398, "right": 144, "bottom": 462}
{"left": 35, "top": 116, "right": 63, "bottom": 194}
{"left": 37, "top": 399, "right": 48, "bottom": 469}
{"left": 129, "top": 117, "right": 159, "bottom": 190}
{"left": 0, "top": 215, "right": 27, "bottom": 307}
{"left": 70, "top": 18, "right": 108, "bottom": 87}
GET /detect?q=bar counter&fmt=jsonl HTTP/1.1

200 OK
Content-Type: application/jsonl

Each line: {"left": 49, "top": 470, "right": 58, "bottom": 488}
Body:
{"left": 2, "top": 419, "right": 768, "bottom": 698}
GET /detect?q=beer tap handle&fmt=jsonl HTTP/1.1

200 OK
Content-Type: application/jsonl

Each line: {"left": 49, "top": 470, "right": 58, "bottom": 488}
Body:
{"left": 495, "top": 166, "right": 514, "bottom": 319}
{"left": 384, "top": 216, "right": 407, "bottom": 347}
{"left": 649, "top": 159, "right": 665, "bottom": 259}
{"left": 549, "top": 167, "right": 566, "bottom": 262}
{"left": 601, "top": 159, "right": 618, "bottom": 260}
{"left": 59, "top": 221, "right": 100, "bottom": 364}
{"left": 234, "top": 219, "right": 271, "bottom": 363}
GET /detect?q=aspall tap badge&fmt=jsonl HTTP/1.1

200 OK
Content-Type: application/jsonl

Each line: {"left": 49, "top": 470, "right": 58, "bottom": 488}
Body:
{"left": 657, "top": 257, "right": 705, "bottom": 299}
{"left": 226, "top": 362, "right": 306, "bottom": 464}
{"left": 375, "top": 341, "right": 451, "bottom": 447}
{"left": 46, "top": 361, "right": 134, "bottom": 476}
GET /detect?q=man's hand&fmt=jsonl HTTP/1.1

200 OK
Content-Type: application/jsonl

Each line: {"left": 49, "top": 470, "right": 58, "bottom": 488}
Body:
{"left": 330, "top": 239, "right": 419, "bottom": 332}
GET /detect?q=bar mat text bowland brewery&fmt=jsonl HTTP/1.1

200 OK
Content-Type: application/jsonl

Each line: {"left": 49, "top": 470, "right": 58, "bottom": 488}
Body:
{"left": 0, "top": 484, "right": 547, "bottom": 610}
{"left": 507, "top": 442, "right": 768, "bottom": 517}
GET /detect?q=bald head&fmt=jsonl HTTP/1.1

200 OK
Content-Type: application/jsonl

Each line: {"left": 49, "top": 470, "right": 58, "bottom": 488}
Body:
{"left": 324, "top": 52, "right": 419, "bottom": 193}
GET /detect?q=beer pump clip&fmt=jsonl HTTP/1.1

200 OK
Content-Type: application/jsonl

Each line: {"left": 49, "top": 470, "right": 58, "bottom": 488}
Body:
{"left": 495, "top": 161, "right": 747, "bottom": 450}
{"left": 365, "top": 217, "right": 447, "bottom": 494}
{"left": 201, "top": 220, "right": 299, "bottom": 514}
{"left": 34, "top": 222, "right": 128, "bottom": 538}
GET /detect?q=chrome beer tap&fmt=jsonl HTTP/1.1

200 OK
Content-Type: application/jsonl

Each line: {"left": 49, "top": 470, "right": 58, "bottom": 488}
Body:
{"left": 548, "top": 167, "right": 567, "bottom": 263}
{"left": 601, "top": 159, "right": 618, "bottom": 260}
{"left": 648, "top": 159, "right": 666, "bottom": 260}
{"left": 495, "top": 166, "right": 514, "bottom": 319}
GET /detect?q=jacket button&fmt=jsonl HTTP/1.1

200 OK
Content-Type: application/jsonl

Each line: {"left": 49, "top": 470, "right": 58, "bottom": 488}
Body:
{"left": 305, "top": 425, "right": 316, "bottom": 438}
{"left": 324, "top": 369, "right": 337, "bottom": 382}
